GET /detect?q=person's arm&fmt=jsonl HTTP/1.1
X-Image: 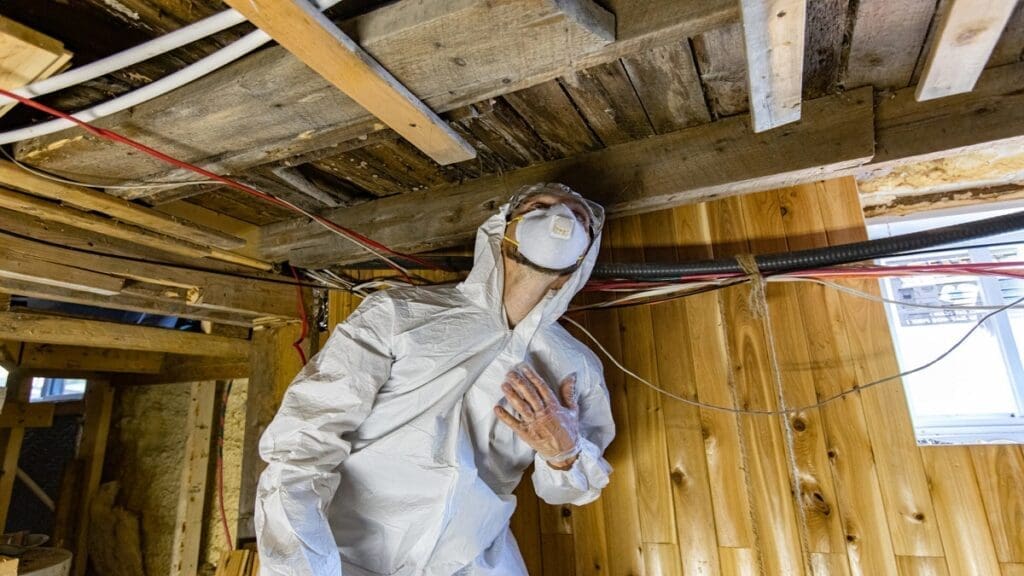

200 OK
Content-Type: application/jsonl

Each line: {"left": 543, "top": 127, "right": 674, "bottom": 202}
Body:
{"left": 495, "top": 362, "right": 615, "bottom": 507}
{"left": 255, "top": 292, "right": 395, "bottom": 576}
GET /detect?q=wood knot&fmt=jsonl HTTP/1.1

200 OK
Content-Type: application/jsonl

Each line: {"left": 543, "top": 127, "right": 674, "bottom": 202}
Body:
{"left": 560, "top": 506, "right": 572, "bottom": 518}
{"left": 827, "top": 449, "right": 837, "bottom": 459}
{"left": 670, "top": 467, "right": 686, "bottom": 486}
{"left": 791, "top": 417, "right": 807, "bottom": 432}
{"left": 846, "top": 534, "right": 857, "bottom": 543}
{"left": 912, "top": 512, "right": 926, "bottom": 523}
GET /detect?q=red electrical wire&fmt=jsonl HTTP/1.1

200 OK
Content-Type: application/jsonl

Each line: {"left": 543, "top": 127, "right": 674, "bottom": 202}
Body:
{"left": 0, "top": 88, "right": 441, "bottom": 276}
{"left": 290, "top": 266, "right": 310, "bottom": 365}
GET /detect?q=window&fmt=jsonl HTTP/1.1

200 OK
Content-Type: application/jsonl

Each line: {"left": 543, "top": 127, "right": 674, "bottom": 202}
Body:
{"left": 869, "top": 207, "right": 1024, "bottom": 445}
{"left": 0, "top": 365, "right": 7, "bottom": 389}
{"left": 29, "top": 377, "right": 87, "bottom": 403}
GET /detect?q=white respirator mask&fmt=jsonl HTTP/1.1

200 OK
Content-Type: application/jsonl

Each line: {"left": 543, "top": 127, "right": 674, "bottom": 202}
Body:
{"left": 506, "top": 203, "right": 591, "bottom": 272}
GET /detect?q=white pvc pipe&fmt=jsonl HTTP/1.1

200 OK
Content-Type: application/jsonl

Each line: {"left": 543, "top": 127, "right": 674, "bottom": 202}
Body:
{"left": 0, "top": 9, "right": 247, "bottom": 106}
{"left": 0, "top": 0, "right": 342, "bottom": 146}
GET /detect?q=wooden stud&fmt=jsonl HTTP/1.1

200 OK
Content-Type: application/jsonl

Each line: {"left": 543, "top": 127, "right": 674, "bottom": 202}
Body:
{"left": 0, "top": 312, "right": 251, "bottom": 357}
{"left": 0, "top": 401, "right": 54, "bottom": 428}
{"left": 0, "top": 161, "right": 245, "bottom": 250}
{"left": 170, "top": 381, "right": 217, "bottom": 576}
{"left": 73, "top": 380, "right": 114, "bottom": 576}
{"left": 0, "top": 426, "right": 25, "bottom": 530}
{"left": 915, "top": 0, "right": 1019, "bottom": 101}
{"left": 222, "top": 0, "right": 476, "bottom": 165}
{"left": 738, "top": 0, "right": 807, "bottom": 131}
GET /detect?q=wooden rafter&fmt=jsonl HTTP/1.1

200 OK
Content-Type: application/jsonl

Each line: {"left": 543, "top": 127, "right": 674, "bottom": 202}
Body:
{"left": 739, "top": 0, "right": 807, "bottom": 132}
{"left": 223, "top": 0, "right": 476, "bottom": 165}
{"left": 0, "top": 312, "right": 251, "bottom": 357}
{"left": 915, "top": 0, "right": 1019, "bottom": 101}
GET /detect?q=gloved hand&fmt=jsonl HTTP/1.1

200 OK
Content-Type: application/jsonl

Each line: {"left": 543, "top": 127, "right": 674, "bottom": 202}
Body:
{"left": 494, "top": 364, "right": 581, "bottom": 469}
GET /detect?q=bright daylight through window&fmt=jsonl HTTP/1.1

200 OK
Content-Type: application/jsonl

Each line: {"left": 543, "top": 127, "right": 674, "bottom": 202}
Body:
{"left": 869, "top": 207, "right": 1024, "bottom": 445}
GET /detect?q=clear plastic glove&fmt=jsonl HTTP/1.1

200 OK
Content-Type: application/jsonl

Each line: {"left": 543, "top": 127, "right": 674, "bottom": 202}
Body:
{"left": 494, "top": 364, "right": 581, "bottom": 469}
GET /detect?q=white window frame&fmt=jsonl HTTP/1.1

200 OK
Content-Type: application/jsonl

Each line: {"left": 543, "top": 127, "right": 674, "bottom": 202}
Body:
{"left": 869, "top": 206, "right": 1024, "bottom": 445}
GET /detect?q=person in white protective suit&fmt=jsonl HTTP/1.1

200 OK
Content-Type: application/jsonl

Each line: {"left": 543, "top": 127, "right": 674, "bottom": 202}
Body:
{"left": 255, "top": 183, "right": 615, "bottom": 576}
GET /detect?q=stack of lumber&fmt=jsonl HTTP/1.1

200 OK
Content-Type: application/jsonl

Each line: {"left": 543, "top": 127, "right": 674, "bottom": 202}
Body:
{"left": 214, "top": 547, "right": 259, "bottom": 576}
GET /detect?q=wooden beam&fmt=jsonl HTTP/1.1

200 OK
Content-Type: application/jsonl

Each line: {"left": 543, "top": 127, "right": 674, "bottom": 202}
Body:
{"left": 862, "top": 183, "right": 1024, "bottom": 219}
{"left": 72, "top": 381, "right": 114, "bottom": 576}
{"left": 0, "top": 186, "right": 271, "bottom": 271}
{"left": 14, "top": 0, "right": 734, "bottom": 186}
{"left": 17, "top": 344, "right": 164, "bottom": 374}
{"left": 0, "top": 246, "right": 124, "bottom": 295}
{"left": 0, "top": 161, "right": 245, "bottom": 250}
{"left": 915, "top": 0, "right": 1019, "bottom": 101}
{"left": 0, "top": 401, "right": 54, "bottom": 428}
{"left": 872, "top": 60, "right": 1024, "bottom": 167}
{"left": 739, "top": 0, "right": 807, "bottom": 132}
{"left": 0, "top": 15, "right": 72, "bottom": 118}
{"left": 260, "top": 87, "right": 875, "bottom": 267}
{"left": 118, "top": 354, "right": 249, "bottom": 386}
{"left": 170, "top": 381, "right": 216, "bottom": 576}
{"left": 0, "top": 312, "right": 251, "bottom": 357}
{"left": 224, "top": 0, "right": 476, "bottom": 165}
{"left": 0, "top": 427, "right": 25, "bottom": 530}
{"left": 0, "top": 231, "right": 297, "bottom": 321}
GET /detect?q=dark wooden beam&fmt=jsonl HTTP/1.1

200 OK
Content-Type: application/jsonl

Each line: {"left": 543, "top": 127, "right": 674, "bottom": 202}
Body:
{"left": 260, "top": 87, "right": 875, "bottom": 267}
{"left": 17, "top": 343, "right": 165, "bottom": 374}
{"left": 14, "top": 0, "right": 736, "bottom": 187}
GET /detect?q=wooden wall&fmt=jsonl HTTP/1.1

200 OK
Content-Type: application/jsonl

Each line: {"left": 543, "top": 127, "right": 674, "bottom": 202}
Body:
{"left": 327, "top": 177, "right": 1024, "bottom": 575}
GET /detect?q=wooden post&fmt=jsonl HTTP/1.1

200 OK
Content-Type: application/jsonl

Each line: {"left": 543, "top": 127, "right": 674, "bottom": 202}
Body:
{"left": 0, "top": 371, "right": 29, "bottom": 528}
{"left": 170, "top": 381, "right": 218, "bottom": 576}
{"left": 236, "top": 323, "right": 305, "bottom": 542}
{"left": 72, "top": 380, "right": 114, "bottom": 576}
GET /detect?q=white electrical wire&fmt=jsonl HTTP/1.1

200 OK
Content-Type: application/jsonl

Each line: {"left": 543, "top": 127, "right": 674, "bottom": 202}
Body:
{"left": 0, "top": 0, "right": 343, "bottom": 146}
{"left": 563, "top": 292, "right": 1024, "bottom": 416}
{"left": 775, "top": 276, "right": 1024, "bottom": 312}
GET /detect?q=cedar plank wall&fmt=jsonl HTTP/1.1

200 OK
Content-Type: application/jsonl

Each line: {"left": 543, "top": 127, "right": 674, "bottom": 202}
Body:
{"left": 327, "top": 177, "right": 1024, "bottom": 576}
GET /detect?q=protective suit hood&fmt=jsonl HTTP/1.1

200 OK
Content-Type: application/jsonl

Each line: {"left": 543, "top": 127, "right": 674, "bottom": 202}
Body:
{"left": 457, "top": 197, "right": 605, "bottom": 328}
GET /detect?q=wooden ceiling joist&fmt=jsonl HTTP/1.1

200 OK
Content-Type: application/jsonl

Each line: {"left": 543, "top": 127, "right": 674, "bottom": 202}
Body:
{"left": 260, "top": 87, "right": 876, "bottom": 267}
{"left": 0, "top": 186, "right": 271, "bottom": 271}
{"left": 914, "top": 0, "right": 1019, "bottom": 101}
{"left": 739, "top": 0, "right": 807, "bottom": 132}
{"left": 13, "top": 0, "right": 734, "bottom": 186}
{"left": 0, "top": 231, "right": 299, "bottom": 322}
{"left": 224, "top": 0, "right": 476, "bottom": 166}
{"left": 0, "top": 312, "right": 250, "bottom": 357}
{"left": 16, "top": 343, "right": 164, "bottom": 374}
{"left": 0, "top": 247, "right": 124, "bottom": 296}
{"left": 0, "top": 161, "right": 246, "bottom": 250}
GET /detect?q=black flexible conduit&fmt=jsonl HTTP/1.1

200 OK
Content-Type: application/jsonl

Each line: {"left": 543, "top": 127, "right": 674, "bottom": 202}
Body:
{"left": 347, "top": 209, "right": 1024, "bottom": 281}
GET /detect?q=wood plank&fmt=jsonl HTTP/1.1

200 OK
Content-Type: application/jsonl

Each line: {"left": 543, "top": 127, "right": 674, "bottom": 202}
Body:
{"left": 569, "top": 498, "right": 609, "bottom": 576}
{"left": 811, "top": 552, "right": 853, "bottom": 576}
{"left": 16, "top": 0, "right": 644, "bottom": 182}
{"left": 0, "top": 401, "right": 54, "bottom": 428}
{"left": 263, "top": 87, "right": 875, "bottom": 267}
{"left": 988, "top": 0, "right": 1024, "bottom": 66}
{"left": 0, "top": 186, "right": 271, "bottom": 270}
{"left": 896, "top": 556, "right": 949, "bottom": 576}
{"left": 818, "top": 180, "right": 944, "bottom": 557}
{"left": 538, "top": 500, "right": 573, "bottom": 536}
{"left": 803, "top": 0, "right": 850, "bottom": 99}
{"left": 236, "top": 323, "right": 305, "bottom": 540}
{"left": 843, "top": 0, "right": 938, "bottom": 89}
{"left": 0, "top": 426, "right": 25, "bottom": 530}
{"left": 0, "top": 312, "right": 250, "bottom": 357}
{"left": 693, "top": 22, "right": 750, "bottom": 118}
{"left": 620, "top": 40, "right": 711, "bottom": 134}
{"left": 560, "top": 60, "right": 655, "bottom": 146}
{"left": 970, "top": 445, "right": 1024, "bottom": 563}
{"left": 0, "top": 161, "right": 245, "bottom": 250}
{"left": 73, "top": 380, "right": 114, "bottom": 576}
{"left": 607, "top": 216, "right": 678, "bottom": 546}
{"left": 17, "top": 343, "right": 164, "bottom": 374}
{"left": 739, "top": 0, "right": 807, "bottom": 131}
{"left": 642, "top": 206, "right": 722, "bottom": 575}
{"left": 1005, "top": 564, "right": 1024, "bottom": 576}
{"left": 920, "top": 447, "right": 1001, "bottom": 576}
{"left": 0, "top": 15, "right": 69, "bottom": 118}
{"left": 502, "top": 81, "right": 601, "bottom": 157}
{"left": 170, "top": 381, "right": 217, "bottom": 576}
{"left": 915, "top": 0, "right": 1019, "bottom": 100}
{"left": 0, "top": 231, "right": 297, "bottom": 321}
{"left": 642, "top": 543, "right": 684, "bottom": 576}
{"left": 713, "top": 194, "right": 807, "bottom": 576}
{"left": 541, "top": 533, "right": 576, "bottom": 576}
{"left": 719, "top": 547, "right": 760, "bottom": 576}
{"left": 0, "top": 246, "right": 124, "bottom": 295}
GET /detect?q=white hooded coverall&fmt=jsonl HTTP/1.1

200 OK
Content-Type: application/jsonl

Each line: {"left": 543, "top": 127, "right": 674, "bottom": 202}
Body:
{"left": 255, "top": 202, "right": 615, "bottom": 575}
